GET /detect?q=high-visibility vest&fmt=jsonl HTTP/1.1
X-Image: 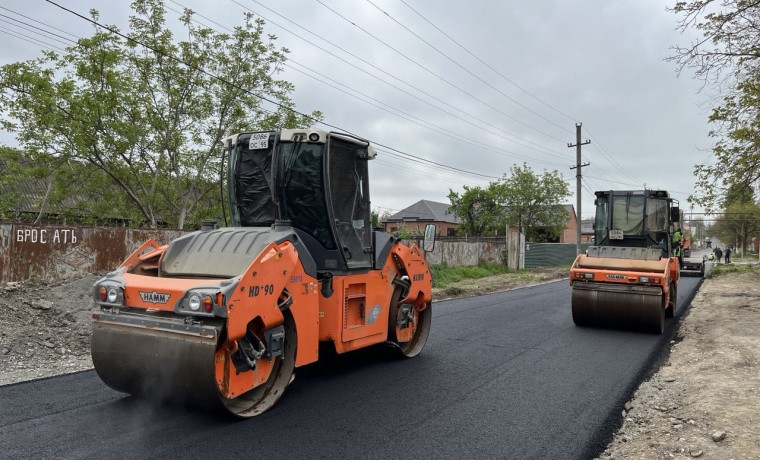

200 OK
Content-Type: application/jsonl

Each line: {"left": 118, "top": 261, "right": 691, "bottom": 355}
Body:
{"left": 672, "top": 231, "right": 682, "bottom": 256}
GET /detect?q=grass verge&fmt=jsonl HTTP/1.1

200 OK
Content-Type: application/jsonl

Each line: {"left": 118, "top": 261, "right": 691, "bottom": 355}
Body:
{"left": 430, "top": 263, "right": 510, "bottom": 288}
{"left": 708, "top": 262, "right": 759, "bottom": 277}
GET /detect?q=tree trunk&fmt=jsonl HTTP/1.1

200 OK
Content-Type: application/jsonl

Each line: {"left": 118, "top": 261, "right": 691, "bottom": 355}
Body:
{"left": 34, "top": 178, "right": 53, "bottom": 225}
{"left": 177, "top": 206, "right": 187, "bottom": 230}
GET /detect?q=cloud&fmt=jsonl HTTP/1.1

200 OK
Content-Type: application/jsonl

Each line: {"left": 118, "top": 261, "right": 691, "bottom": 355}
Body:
{"left": 0, "top": 0, "right": 714, "bottom": 220}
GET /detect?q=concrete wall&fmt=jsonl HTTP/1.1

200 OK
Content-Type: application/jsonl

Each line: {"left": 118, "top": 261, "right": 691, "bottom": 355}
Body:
{"left": 402, "top": 237, "right": 506, "bottom": 267}
{"left": 0, "top": 224, "right": 185, "bottom": 283}
{"left": 507, "top": 229, "right": 525, "bottom": 270}
{"left": 401, "top": 237, "right": 590, "bottom": 269}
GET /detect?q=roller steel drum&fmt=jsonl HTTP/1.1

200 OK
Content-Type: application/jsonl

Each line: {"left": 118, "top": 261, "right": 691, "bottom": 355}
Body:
{"left": 571, "top": 282, "right": 665, "bottom": 334}
{"left": 91, "top": 311, "right": 296, "bottom": 417}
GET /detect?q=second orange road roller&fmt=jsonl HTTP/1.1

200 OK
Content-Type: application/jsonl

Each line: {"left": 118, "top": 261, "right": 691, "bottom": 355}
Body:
{"left": 570, "top": 190, "right": 680, "bottom": 334}
{"left": 90, "top": 128, "right": 436, "bottom": 417}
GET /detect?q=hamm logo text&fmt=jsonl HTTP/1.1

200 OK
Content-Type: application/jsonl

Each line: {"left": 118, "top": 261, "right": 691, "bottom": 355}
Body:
{"left": 139, "top": 291, "right": 170, "bottom": 304}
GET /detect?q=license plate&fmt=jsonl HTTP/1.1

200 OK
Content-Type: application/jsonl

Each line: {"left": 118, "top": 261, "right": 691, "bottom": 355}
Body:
{"left": 249, "top": 133, "right": 269, "bottom": 150}
{"left": 609, "top": 229, "right": 624, "bottom": 240}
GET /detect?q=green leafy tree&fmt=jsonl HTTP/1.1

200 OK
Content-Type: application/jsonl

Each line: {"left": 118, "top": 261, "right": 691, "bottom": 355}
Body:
{"left": 447, "top": 184, "right": 502, "bottom": 236}
{"left": 371, "top": 209, "right": 396, "bottom": 230}
{"left": 693, "top": 76, "right": 760, "bottom": 211}
{"left": 724, "top": 181, "right": 756, "bottom": 207}
{"left": 669, "top": 1, "right": 760, "bottom": 210}
{"left": 0, "top": 0, "right": 320, "bottom": 229}
{"left": 711, "top": 201, "right": 760, "bottom": 256}
{"left": 669, "top": 0, "right": 760, "bottom": 87}
{"left": 494, "top": 164, "right": 570, "bottom": 242}
{"left": 448, "top": 164, "right": 570, "bottom": 240}
{"left": 392, "top": 222, "right": 415, "bottom": 239}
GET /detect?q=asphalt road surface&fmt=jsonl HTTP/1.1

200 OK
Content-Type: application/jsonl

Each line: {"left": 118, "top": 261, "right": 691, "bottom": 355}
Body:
{"left": 0, "top": 276, "right": 702, "bottom": 459}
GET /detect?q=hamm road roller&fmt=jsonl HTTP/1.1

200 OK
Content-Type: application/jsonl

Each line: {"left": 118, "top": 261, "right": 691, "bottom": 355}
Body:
{"left": 570, "top": 190, "right": 680, "bottom": 334}
{"left": 91, "top": 128, "right": 435, "bottom": 417}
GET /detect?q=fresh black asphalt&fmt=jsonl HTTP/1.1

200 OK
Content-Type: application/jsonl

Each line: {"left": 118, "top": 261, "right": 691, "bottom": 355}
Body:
{"left": 0, "top": 276, "right": 703, "bottom": 459}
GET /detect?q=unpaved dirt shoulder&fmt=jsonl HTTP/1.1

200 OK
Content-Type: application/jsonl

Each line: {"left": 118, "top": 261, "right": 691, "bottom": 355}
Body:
{"left": 597, "top": 268, "right": 760, "bottom": 459}
{"left": 0, "top": 274, "right": 101, "bottom": 386}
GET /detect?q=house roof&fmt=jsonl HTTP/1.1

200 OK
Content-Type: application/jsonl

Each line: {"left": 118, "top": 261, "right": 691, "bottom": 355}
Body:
{"left": 0, "top": 158, "right": 134, "bottom": 224}
{"left": 0, "top": 159, "right": 79, "bottom": 214}
{"left": 384, "top": 199, "right": 460, "bottom": 224}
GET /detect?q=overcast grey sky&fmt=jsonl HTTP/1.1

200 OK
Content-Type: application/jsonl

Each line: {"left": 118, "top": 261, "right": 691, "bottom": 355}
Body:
{"left": 0, "top": 0, "right": 713, "bottom": 220}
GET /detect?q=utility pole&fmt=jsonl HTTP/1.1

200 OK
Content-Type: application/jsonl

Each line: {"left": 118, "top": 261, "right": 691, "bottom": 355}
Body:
{"left": 568, "top": 122, "right": 590, "bottom": 255}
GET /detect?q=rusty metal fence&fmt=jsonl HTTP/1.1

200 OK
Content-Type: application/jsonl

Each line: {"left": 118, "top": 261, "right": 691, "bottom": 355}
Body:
{"left": 0, "top": 224, "right": 186, "bottom": 283}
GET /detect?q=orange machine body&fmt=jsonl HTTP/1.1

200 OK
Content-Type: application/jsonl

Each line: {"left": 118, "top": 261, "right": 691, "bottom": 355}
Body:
{"left": 96, "top": 233, "right": 432, "bottom": 403}
{"left": 569, "top": 189, "right": 683, "bottom": 334}
{"left": 569, "top": 250, "right": 679, "bottom": 308}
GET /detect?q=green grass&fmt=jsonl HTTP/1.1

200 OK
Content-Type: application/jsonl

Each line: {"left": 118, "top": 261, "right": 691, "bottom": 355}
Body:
{"left": 430, "top": 263, "right": 510, "bottom": 288}
{"left": 708, "top": 262, "right": 759, "bottom": 277}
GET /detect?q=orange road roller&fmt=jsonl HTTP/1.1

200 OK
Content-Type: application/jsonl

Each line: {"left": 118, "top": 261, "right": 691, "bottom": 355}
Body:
{"left": 91, "top": 129, "right": 436, "bottom": 417}
{"left": 570, "top": 190, "right": 680, "bottom": 334}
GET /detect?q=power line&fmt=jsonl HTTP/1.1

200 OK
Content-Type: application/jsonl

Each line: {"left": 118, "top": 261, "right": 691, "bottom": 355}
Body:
{"left": 374, "top": 147, "right": 501, "bottom": 180}
{"left": 583, "top": 126, "right": 647, "bottom": 188}
{"left": 165, "top": 0, "right": 570, "bottom": 169}
{"left": 581, "top": 176, "right": 601, "bottom": 193}
{"left": 397, "top": 0, "right": 577, "bottom": 123}
{"left": 0, "top": 27, "right": 67, "bottom": 52}
{"left": 0, "top": 6, "right": 78, "bottom": 39}
{"left": 0, "top": 6, "right": 81, "bottom": 52}
{"left": 240, "top": 0, "right": 570, "bottom": 158}
{"left": 0, "top": 11, "right": 77, "bottom": 46}
{"left": 584, "top": 159, "right": 634, "bottom": 187}
{"left": 372, "top": 158, "right": 490, "bottom": 187}
{"left": 584, "top": 174, "right": 650, "bottom": 188}
{"left": 580, "top": 177, "right": 596, "bottom": 199}
{"left": 314, "top": 0, "right": 569, "bottom": 144}
{"left": 285, "top": 60, "right": 569, "bottom": 167}
{"left": 165, "top": 2, "right": 566, "bottom": 173}
{"left": 43, "top": 0, "right": 329, "bottom": 127}
{"left": 365, "top": 0, "right": 572, "bottom": 135}
{"left": 30, "top": 0, "right": 594, "bottom": 200}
